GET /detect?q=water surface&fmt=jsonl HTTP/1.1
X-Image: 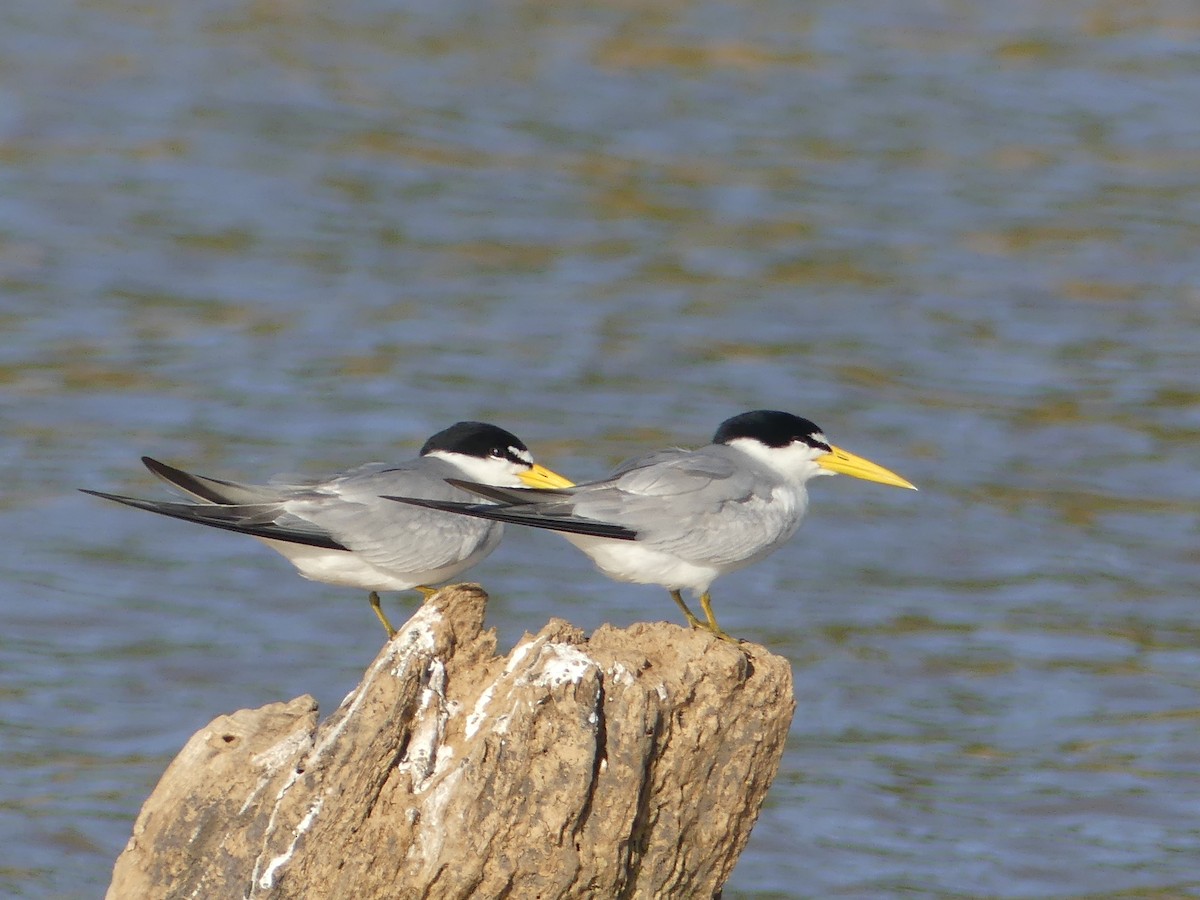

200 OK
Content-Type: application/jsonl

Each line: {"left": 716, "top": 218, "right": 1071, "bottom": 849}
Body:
{"left": 3, "top": 1, "right": 1200, "bottom": 896}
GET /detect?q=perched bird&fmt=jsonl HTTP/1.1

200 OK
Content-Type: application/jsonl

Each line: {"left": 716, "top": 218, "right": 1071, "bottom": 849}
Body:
{"left": 81, "top": 421, "right": 573, "bottom": 636}
{"left": 384, "top": 410, "right": 915, "bottom": 641}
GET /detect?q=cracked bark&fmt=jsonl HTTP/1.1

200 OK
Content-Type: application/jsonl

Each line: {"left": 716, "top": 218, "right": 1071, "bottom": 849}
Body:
{"left": 106, "top": 584, "right": 795, "bottom": 900}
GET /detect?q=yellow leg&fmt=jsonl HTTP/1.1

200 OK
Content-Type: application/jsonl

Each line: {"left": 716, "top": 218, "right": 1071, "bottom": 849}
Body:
{"left": 669, "top": 589, "right": 705, "bottom": 630}
{"left": 369, "top": 591, "right": 396, "bottom": 638}
{"left": 699, "top": 592, "right": 736, "bottom": 643}
{"left": 414, "top": 585, "right": 438, "bottom": 601}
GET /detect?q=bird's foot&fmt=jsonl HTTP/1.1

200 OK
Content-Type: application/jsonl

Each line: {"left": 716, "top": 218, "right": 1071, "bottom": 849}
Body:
{"left": 704, "top": 623, "right": 740, "bottom": 643}
{"left": 699, "top": 592, "right": 742, "bottom": 643}
{"left": 368, "top": 591, "right": 397, "bottom": 638}
{"left": 670, "top": 589, "right": 706, "bottom": 630}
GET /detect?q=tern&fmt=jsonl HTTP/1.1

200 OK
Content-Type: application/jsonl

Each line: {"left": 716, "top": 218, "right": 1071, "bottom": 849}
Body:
{"left": 384, "top": 410, "right": 915, "bottom": 641}
{"left": 81, "top": 421, "right": 573, "bottom": 636}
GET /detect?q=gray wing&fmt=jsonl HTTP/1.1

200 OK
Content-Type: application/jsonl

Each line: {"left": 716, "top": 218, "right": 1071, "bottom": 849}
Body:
{"left": 442, "top": 448, "right": 744, "bottom": 510}
{"left": 575, "top": 446, "right": 800, "bottom": 566}
{"left": 571, "top": 447, "right": 768, "bottom": 524}
{"left": 274, "top": 457, "right": 501, "bottom": 572}
{"left": 85, "top": 457, "right": 499, "bottom": 571}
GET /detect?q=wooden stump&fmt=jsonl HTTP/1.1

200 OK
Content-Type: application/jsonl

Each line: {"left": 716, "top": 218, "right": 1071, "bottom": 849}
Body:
{"left": 107, "top": 584, "right": 795, "bottom": 899}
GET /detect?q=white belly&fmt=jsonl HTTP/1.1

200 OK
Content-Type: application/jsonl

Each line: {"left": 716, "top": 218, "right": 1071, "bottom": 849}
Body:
{"left": 254, "top": 538, "right": 489, "bottom": 592}
{"left": 563, "top": 535, "right": 726, "bottom": 595}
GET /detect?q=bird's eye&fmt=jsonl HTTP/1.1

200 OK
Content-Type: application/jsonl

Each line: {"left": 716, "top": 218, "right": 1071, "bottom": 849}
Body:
{"left": 489, "top": 449, "right": 505, "bottom": 459}
{"left": 795, "top": 436, "right": 830, "bottom": 452}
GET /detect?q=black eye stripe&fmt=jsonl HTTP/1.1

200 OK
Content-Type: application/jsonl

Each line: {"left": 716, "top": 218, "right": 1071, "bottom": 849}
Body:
{"left": 494, "top": 447, "right": 529, "bottom": 464}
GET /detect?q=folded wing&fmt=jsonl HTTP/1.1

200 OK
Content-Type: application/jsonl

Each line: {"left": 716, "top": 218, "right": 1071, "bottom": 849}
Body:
{"left": 142, "top": 456, "right": 283, "bottom": 504}
{"left": 78, "top": 489, "right": 348, "bottom": 550}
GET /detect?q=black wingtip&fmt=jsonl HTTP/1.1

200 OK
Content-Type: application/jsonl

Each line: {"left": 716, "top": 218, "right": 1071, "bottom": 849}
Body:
{"left": 79, "top": 488, "right": 175, "bottom": 518}
{"left": 80, "top": 487, "right": 130, "bottom": 503}
{"left": 381, "top": 494, "right": 639, "bottom": 541}
{"left": 80, "top": 487, "right": 169, "bottom": 511}
{"left": 141, "top": 456, "right": 174, "bottom": 477}
{"left": 139, "top": 456, "right": 238, "bottom": 504}
{"left": 80, "top": 488, "right": 349, "bottom": 551}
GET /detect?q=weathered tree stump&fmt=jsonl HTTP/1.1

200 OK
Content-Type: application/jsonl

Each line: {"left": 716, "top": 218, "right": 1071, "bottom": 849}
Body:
{"left": 107, "top": 584, "right": 795, "bottom": 899}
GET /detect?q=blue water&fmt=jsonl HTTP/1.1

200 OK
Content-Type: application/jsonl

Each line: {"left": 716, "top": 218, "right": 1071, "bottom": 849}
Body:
{"left": 3, "top": 1, "right": 1200, "bottom": 896}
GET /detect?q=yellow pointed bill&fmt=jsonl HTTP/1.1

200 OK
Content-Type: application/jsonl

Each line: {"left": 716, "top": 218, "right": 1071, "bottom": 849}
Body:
{"left": 816, "top": 445, "right": 917, "bottom": 490}
{"left": 518, "top": 464, "right": 575, "bottom": 489}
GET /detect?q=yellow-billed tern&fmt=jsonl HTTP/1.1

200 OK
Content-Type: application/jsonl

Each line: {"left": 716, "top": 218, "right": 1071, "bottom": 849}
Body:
{"left": 82, "top": 421, "right": 573, "bottom": 636}
{"left": 385, "top": 410, "right": 915, "bottom": 641}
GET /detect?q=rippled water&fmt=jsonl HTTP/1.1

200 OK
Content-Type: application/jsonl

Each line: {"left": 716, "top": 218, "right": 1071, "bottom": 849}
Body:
{"left": 4, "top": 1, "right": 1200, "bottom": 896}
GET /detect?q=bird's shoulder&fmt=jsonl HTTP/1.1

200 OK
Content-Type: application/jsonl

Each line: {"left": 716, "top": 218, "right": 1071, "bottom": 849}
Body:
{"left": 288, "top": 457, "right": 473, "bottom": 502}
{"left": 603, "top": 445, "right": 765, "bottom": 500}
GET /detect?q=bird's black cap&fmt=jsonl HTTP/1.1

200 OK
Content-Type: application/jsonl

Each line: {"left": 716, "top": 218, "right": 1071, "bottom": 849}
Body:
{"left": 420, "top": 421, "right": 531, "bottom": 462}
{"left": 712, "top": 410, "right": 830, "bottom": 450}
